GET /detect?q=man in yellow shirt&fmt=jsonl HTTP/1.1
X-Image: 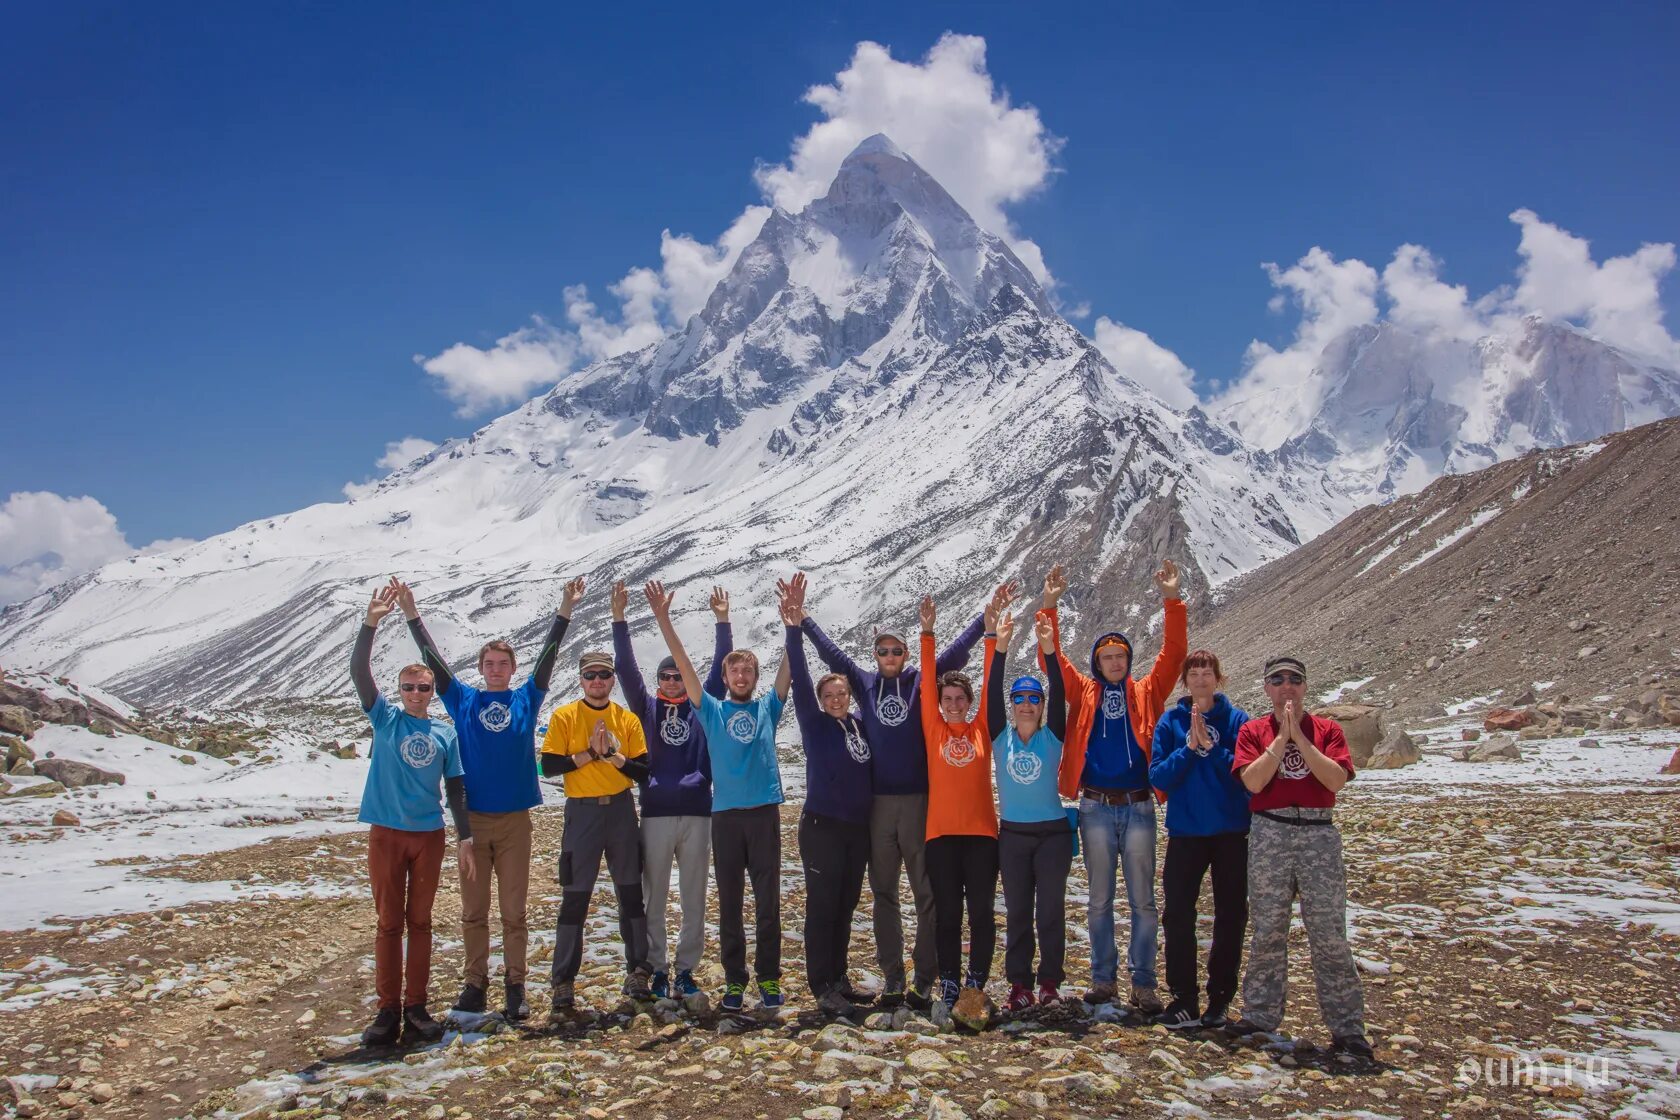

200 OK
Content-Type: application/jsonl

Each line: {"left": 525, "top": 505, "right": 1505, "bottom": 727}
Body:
{"left": 540, "top": 648, "right": 654, "bottom": 1013}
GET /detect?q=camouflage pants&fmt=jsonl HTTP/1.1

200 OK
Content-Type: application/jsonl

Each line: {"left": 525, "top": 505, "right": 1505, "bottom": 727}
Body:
{"left": 1239, "top": 809, "right": 1365, "bottom": 1038}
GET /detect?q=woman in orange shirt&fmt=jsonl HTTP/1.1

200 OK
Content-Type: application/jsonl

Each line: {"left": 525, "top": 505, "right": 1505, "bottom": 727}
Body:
{"left": 919, "top": 592, "right": 1001, "bottom": 1019}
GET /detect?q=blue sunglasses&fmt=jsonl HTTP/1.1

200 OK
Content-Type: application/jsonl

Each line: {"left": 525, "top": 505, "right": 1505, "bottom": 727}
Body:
{"left": 1010, "top": 693, "right": 1043, "bottom": 705}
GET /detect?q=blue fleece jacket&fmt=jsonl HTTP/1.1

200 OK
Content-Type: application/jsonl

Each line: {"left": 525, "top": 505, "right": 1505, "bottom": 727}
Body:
{"left": 1148, "top": 693, "right": 1253, "bottom": 837}
{"left": 1081, "top": 630, "right": 1150, "bottom": 791}
{"left": 613, "top": 619, "right": 730, "bottom": 818}
{"left": 786, "top": 626, "right": 875, "bottom": 825}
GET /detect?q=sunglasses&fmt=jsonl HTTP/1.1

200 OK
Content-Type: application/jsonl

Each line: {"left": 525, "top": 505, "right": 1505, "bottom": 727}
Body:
{"left": 581, "top": 669, "right": 615, "bottom": 681}
{"left": 399, "top": 682, "right": 433, "bottom": 693}
{"left": 1265, "top": 672, "right": 1305, "bottom": 686}
{"left": 875, "top": 646, "right": 906, "bottom": 658}
{"left": 1010, "top": 694, "right": 1043, "bottom": 706}
{"left": 657, "top": 672, "right": 683, "bottom": 683}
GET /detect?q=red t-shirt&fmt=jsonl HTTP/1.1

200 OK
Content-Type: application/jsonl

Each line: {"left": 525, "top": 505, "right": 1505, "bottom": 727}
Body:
{"left": 1232, "top": 712, "right": 1354, "bottom": 811}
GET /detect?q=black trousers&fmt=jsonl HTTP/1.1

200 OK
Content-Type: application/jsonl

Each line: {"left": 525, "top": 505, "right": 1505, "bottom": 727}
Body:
{"left": 1161, "top": 829, "right": 1249, "bottom": 1009}
{"left": 712, "top": 804, "right": 782, "bottom": 987}
{"left": 924, "top": 834, "right": 999, "bottom": 985}
{"left": 552, "top": 791, "right": 648, "bottom": 983}
{"left": 797, "top": 809, "right": 870, "bottom": 995}
{"left": 998, "top": 820, "right": 1074, "bottom": 986}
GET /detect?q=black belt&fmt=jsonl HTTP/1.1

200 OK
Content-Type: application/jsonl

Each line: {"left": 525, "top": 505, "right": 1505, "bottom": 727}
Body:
{"left": 1081, "top": 786, "right": 1152, "bottom": 806}
{"left": 1256, "top": 810, "right": 1333, "bottom": 827}
{"left": 575, "top": 789, "right": 632, "bottom": 807}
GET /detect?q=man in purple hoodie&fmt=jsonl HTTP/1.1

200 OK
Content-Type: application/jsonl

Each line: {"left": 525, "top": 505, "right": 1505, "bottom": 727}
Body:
{"left": 610, "top": 580, "right": 732, "bottom": 1001}
{"left": 798, "top": 578, "right": 1015, "bottom": 1008}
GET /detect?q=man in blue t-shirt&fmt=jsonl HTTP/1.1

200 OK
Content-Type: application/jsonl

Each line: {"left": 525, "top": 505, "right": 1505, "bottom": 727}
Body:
{"left": 397, "top": 575, "right": 583, "bottom": 1021}
{"left": 351, "top": 585, "right": 475, "bottom": 1048}
{"left": 648, "top": 579, "right": 792, "bottom": 1013}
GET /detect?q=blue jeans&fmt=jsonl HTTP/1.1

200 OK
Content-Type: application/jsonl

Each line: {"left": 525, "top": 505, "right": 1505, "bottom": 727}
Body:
{"left": 1079, "top": 796, "right": 1159, "bottom": 988}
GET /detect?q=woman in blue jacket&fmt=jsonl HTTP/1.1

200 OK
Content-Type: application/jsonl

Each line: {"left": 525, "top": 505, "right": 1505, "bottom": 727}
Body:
{"left": 1148, "top": 649, "right": 1251, "bottom": 1029}
{"left": 986, "top": 610, "right": 1072, "bottom": 1013}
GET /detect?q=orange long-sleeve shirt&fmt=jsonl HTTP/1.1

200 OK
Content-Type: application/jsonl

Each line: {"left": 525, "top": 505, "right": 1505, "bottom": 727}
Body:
{"left": 920, "top": 631, "right": 998, "bottom": 840}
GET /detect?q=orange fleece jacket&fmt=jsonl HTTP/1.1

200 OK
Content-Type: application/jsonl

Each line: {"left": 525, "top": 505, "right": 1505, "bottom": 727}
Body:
{"left": 920, "top": 631, "right": 998, "bottom": 840}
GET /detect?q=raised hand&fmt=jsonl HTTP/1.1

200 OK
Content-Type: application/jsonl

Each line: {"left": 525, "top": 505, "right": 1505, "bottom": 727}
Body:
{"left": 988, "top": 580, "right": 1020, "bottom": 619}
{"left": 1041, "top": 564, "right": 1068, "bottom": 610}
{"left": 709, "top": 585, "right": 730, "bottom": 621}
{"left": 1154, "top": 558, "right": 1182, "bottom": 601}
{"left": 919, "top": 595, "right": 937, "bottom": 633}
{"left": 995, "top": 608, "right": 1016, "bottom": 650}
{"left": 776, "top": 572, "right": 808, "bottom": 625}
{"left": 560, "top": 576, "right": 587, "bottom": 617}
{"left": 644, "top": 580, "right": 675, "bottom": 619}
{"left": 778, "top": 593, "right": 803, "bottom": 628}
{"left": 389, "top": 577, "right": 418, "bottom": 619}
{"left": 610, "top": 579, "right": 630, "bottom": 621}
{"left": 365, "top": 585, "right": 399, "bottom": 627}
{"left": 1035, "top": 610, "right": 1055, "bottom": 654}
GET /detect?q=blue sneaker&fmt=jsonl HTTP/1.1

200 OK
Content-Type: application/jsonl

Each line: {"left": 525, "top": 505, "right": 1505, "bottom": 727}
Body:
{"left": 757, "top": 979, "right": 784, "bottom": 1009}
{"left": 651, "top": 970, "right": 670, "bottom": 1000}
{"left": 720, "top": 983, "right": 746, "bottom": 1012}
{"left": 674, "top": 970, "right": 701, "bottom": 998}
{"left": 939, "top": 978, "right": 960, "bottom": 1009}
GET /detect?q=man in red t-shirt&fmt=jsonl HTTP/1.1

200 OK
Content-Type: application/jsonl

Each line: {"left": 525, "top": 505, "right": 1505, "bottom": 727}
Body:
{"left": 1224, "top": 656, "right": 1372, "bottom": 1060}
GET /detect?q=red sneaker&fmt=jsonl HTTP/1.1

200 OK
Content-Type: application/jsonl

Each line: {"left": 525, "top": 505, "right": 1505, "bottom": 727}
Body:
{"left": 1037, "top": 982, "right": 1061, "bottom": 1006}
{"left": 1006, "top": 983, "right": 1036, "bottom": 1013}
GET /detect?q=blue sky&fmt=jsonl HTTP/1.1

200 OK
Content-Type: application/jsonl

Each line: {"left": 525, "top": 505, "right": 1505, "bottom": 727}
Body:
{"left": 3, "top": 1, "right": 1678, "bottom": 574}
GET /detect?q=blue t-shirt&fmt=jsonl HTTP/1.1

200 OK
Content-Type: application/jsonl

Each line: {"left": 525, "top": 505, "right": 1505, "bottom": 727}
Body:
{"left": 359, "top": 696, "right": 465, "bottom": 831}
{"left": 1082, "top": 682, "right": 1150, "bottom": 790}
{"left": 994, "top": 726, "right": 1066, "bottom": 825}
{"left": 442, "top": 677, "right": 545, "bottom": 813}
{"left": 700, "top": 691, "right": 787, "bottom": 813}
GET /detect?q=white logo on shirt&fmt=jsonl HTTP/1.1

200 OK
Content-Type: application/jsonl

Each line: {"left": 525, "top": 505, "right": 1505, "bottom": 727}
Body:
{"left": 399, "top": 732, "right": 437, "bottom": 768}
{"left": 660, "top": 707, "right": 690, "bottom": 746}
{"left": 478, "top": 702, "right": 512, "bottom": 733}
{"left": 1006, "top": 747, "right": 1042, "bottom": 785}
{"left": 844, "top": 722, "right": 871, "bottom": 764}
{"left": 875, "top": 692, "right": 909, "bottom": 727}
{"left": 940, "top": 736, "right": 976, "bottom": 768}
{"left": 1101, "top": 688, "right": 1127, "bottom": 722}
{"left": 1278, "top": 741, "right": 1310, "bottom": 780}
{"left": 726, "top": 710, "right": 758, "bottom": 744}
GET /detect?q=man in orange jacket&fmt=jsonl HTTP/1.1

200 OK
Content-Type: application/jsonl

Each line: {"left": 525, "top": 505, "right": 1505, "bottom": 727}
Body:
{"left": 1038, "top": 560, "right": 1187, "bottom": 1012}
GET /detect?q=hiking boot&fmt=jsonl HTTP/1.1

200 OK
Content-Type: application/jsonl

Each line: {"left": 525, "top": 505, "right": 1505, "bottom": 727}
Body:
{"left": 817, "top": 988, "right": 854, "bottom": 1018}
{"left": 1332, "top": 1034, "right": 1376, "bottom": 1060}
{"left": 757, "top": 978, "right": 784, "bottom": 1009}
{"left": 624, "top": 966, "right": 654, "bottom": 1002}
{"left": 1223, "top": 1016, "right": 1270, "bottom": 1038}
{"left": 401, "top": 1004, "right": 444, "bottom": 1044}
{"left": 503, "top": 982, "right": 528, "bottom": 1021}
{"left": 1200, "top": 999, "right": 1230, "bottom": 1030}
{"left": 938, "top": 978, "right": 960, "bottom": 1010}
{"left": 1154, "top": 998, "right": 1202, "bottom": 1030}
{"left": 720, "top": 983, "right": 746, "bottom": 1012}
{"left": 1006, "top": 983, "right": 1036, "bottom": 1013}
{"left": 650, "top": 970, "right": 670, "bottom": 1000}
{"left": 1037, "top": 982, "right": 1061, "bottom": 1006}
{"left": 673, "top": 970, "right": 701, "bottom": 998}
{"left": 549, "top": 980, "right": 575, "bottom": 1014}
{"left": 1082, "top": 981, "right": 1118, "bottom": 1005}
{"left": 838, "top": 982, "right": 876, "bottom": 1006}
{"left": 1130, "top": 984, "right": 1165, "bottom": 1015}
{"left": 454, "top": 982, "right": 487, "bottom": 1014}
{"left": 361, "top": 1007, "right": 401, "bottom": 1047}
{"left": 880, "top": 982, "right": 906, "bottom": 1008}
{"left": 905, "top": 979, "right": 934, "bottom": 1012}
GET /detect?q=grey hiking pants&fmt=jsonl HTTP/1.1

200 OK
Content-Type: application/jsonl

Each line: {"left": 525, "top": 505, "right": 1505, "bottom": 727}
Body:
{"left": 869, "top": 793, "right": 938, "bottom": 989}
{"left": 641, "top": 813, "right": 710, "bottom": 974}
{"left": 1239, "top": 809, "right": 1366, "bottom": 1039}
{"left": 552, "top": 791, "right": 648, "bottom": 983}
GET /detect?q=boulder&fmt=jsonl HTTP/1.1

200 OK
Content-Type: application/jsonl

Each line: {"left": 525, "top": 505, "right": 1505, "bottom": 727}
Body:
{"left": 1460, "top": 728, "right": 1482, "bottom": 742}
{"left": 1662, "top": 746, "right": 1680, "bottom": 776}
{"left": 1317, "top": 704, "right": 1383, "bottom": 767}
{"left": 33, "top": 758, "right": 126, "bottom": 789}
{"left": 0, "top": 706, "right": 37, "bottom": 739}
{"left": 51, "top": 810, "right": 80, "bottom": 827}
{"left": 1577, "top": 738, "right": 1602, "bottom": 750}
{"left": 1483, "top": 708, "right": 1536, "bottom": 732}
{"left": 1510, "top": 686, "right": 1537, "bottom": 706}
{"left": 1366, "top": 730, "right": 1421, "bottom": 769}
{"left": 9, "top": 760, "right": 35, "bottom": 776}
{"left": 1454, "top": 734, "right": 1522, "bottom": 763}
{"left": 3, "top": 780, "right": 65, "bottom": 798}
{"left": 2, "top": 733, "right": 32, "bottom": 765}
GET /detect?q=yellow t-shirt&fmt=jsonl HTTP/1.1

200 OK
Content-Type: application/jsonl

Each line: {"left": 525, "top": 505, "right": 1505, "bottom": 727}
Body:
{"left": 540, "top": 700, "right": 647, "bottom": 799}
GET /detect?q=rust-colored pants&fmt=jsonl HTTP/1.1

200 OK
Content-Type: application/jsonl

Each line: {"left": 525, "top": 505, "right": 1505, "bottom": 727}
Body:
{"left": 368, "top": 825, "right": 446, "bottom": 1010}
{"left": 460, "top": 809, "right": 532, "bottom": 988}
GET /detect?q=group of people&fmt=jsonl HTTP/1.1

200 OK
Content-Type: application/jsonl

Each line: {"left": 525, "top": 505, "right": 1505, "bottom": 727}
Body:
{"left": 348, "top": 560, "right": 1372, "bottom": 1062}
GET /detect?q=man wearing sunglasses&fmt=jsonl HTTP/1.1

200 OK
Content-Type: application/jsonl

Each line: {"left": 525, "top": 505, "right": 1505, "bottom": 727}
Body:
{"left": 1226, "top": 656, "right": 1372, "bottom": 1060}
{"left": 797, "top": 579, "right": 1013, "bottom": 1009}
{"left": 609, "top": 580, "right": 733, "bottom": 1001}
{"left": 350, "top": 585, "right": 475, "bottom": 1047}
{"left": 397, "top": 575, "right": 583, "bottom": 1022}
{"left": 539, "top": 647, "right": 654, "bottom": 1013}
{"left": 1038, "top": 559, "right": 1188, "bottom": 1014}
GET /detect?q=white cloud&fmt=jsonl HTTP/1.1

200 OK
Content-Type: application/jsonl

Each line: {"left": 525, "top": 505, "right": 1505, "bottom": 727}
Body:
{"left": 416, "top": 316, "right": 577, "bottom": 416}
{"left": 0, "top": 492, "right": 192, "bottom": 605}
{"left": 343, "top": 437, "right": 441, "bottom": 500}
{"left": 754, "top": 34, "right": 1061, "bottom": 285}
{"left": 1091, "top": 317, "right": 1197, "bottom": 409}
{"left": 1381, "top": 244, "right": 1483, "bottom": 342}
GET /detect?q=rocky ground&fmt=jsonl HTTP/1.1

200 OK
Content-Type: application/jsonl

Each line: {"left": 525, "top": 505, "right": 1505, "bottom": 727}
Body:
{"left": 2, "top": 727, "right": 1678, "bottom": 1120}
